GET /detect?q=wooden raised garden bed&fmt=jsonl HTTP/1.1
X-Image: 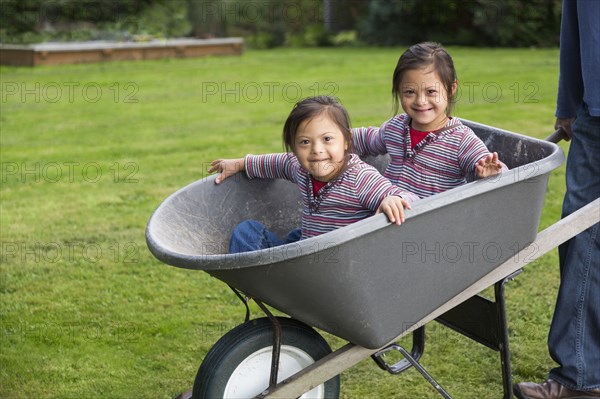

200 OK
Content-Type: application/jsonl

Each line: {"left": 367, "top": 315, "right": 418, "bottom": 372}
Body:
{"left": 0, "top": 38, "right": 244, "bottom": 67}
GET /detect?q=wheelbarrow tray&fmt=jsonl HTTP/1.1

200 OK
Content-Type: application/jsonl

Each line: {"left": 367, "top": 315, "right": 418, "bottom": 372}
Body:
{"left": 146, "top": 120, "right": 564, "bottom": 349}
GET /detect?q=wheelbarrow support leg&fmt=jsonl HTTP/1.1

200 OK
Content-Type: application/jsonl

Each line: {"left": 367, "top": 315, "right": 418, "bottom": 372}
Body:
{"left": 371, "top": 327, "right": 425, "bottom": 374}
{"left": 229, "top": 285, "right": 251, "bottom": 323}
{"left": 435, "top": 271, "right": 520, "bottom": 399}
{"left": 396, "top": 345, "right": 453, "bottom": 399}
{"left": 227, "top": 289, "right": 283, "bottom": 396}
{"left": 255, "top": 300, "right": 283, "bottom": 391}
{"left": 372, "top": 342, "right": 453, "bottom": 399}
{"left": 495, "top": 275, "right": 514, "bottom": 399}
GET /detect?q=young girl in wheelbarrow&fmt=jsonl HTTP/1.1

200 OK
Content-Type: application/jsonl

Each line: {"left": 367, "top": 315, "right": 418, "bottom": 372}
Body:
{"left": 211, "top": 42, "right": 507, "bottom": 252}
{"left": 352, "top": 41, "right": 507, "bottom": 198}
{"left": 209, "top": 95, "right": 419, "bottom": 252}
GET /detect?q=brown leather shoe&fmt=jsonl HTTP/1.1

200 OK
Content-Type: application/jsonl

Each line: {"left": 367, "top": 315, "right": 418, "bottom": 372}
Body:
{"left": 514, "top": 379, "right": 600, "bottom": 399}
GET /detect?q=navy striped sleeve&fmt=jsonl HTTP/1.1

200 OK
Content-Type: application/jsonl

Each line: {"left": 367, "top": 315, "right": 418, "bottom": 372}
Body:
{"left": 245, "top": 153, "right": 300, "bottom": 183}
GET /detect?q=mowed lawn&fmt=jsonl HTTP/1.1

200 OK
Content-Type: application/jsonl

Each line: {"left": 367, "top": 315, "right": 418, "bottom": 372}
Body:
{"left": 1, "top": 47, "right": 566, "bottom": 398}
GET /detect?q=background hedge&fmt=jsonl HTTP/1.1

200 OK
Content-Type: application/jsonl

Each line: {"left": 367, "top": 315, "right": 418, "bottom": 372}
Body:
{"left": 0, "top": 0, "right": 561, "bottom": 47}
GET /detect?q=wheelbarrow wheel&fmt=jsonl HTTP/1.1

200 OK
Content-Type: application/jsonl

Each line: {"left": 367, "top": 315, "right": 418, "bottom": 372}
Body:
{"left": 192, "top": 317, "right": 340, "bottom": 399}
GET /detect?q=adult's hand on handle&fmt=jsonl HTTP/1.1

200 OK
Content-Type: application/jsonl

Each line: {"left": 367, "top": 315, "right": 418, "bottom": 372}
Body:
{"left": 554, "top": 118, "right": 575, "bottom": 141}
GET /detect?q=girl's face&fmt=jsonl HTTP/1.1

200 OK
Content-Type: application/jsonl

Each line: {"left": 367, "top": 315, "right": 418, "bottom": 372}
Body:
{"left": 294, "top": 113, "right": 349, "bottom": 182}
{"left": 400, "top": 66, "right": 457, "bottom": 132}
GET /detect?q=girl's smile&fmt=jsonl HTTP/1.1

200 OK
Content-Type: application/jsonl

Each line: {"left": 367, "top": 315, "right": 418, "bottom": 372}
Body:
{"left": 400, "top": 67, "right": 457, "bottom": 132}
{"left": 294, "top": 114, "right": 349, "bottom": 182}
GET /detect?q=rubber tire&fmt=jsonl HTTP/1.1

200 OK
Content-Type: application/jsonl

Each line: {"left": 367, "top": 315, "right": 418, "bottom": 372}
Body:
{"left": 192, "top": 317, "right": 340, "bottom": 399}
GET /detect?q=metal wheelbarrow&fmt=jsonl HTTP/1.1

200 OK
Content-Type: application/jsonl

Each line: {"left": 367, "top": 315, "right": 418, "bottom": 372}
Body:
{"left": 146, "top": 120, "right": 599, "bottom": 398}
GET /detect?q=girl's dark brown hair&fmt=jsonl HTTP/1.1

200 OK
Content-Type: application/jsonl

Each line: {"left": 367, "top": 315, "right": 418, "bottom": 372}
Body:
{"left": 282, "top": 95, "right": 353, "bottom": 154}
{"left": 392, "top": 42, "right": 458, "bottom": 116}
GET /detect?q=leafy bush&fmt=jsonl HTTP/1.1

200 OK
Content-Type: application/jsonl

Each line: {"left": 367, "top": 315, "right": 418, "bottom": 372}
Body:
{"left": 472, "top": 0, "right": 561, "bottom": 47}
{"left": 245, "top": 31, "right": 279, "bottom": 49}
{"left": 0, "top": 0, "right": 561, "bottom": 47}
{"left": 331, "top": 30, "right": 362, "bottom": 47}
{"left": 285, "top": 24, "right": 331, "bottom": 47}
{"left": 0, "top": 0, "right": 188, "bottom": 44}
{"left": 359, "top": 0, "right": 561, "bottom": 47}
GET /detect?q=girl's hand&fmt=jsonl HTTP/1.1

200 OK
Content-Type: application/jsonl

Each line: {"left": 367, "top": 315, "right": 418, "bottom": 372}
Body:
{"left": 376, "top": 196, "right": 411, "bottom": 225}
{"left": 208, "top": 158, "right": 245, "bottom": 184}
{"left": 475, "top": 152, "right": 503, "bottom": 179}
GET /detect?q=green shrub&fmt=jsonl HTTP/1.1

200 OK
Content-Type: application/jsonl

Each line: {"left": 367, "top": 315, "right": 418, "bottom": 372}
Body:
{"left": 286, "top": 24, "right": 331, "bottom": 47}
{"left": 472, "top": 0, "right": 561, "bottom": 47}
{"left": 0, "top": 0, "right": 189, "bottom": 44}
{"left": 0, "top": 0, "right": 562, "bottom": 47}
{"left": 331, "top": 30, "right": 362, "bottom": 47}
{"left": 359, "top": 0, "right": 561, "bottom": 47}
{"left": 246, "top": 32, "right": 279, "bottom": 49}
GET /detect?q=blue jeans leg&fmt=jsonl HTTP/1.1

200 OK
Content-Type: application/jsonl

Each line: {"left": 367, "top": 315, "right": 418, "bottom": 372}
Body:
{"left": 548, "top": 103, "right": 600, "bottom": 390}
{"left": 229, "top": 220, "right": 301, "bottom": 253}
{"left": 285, "top": 227, "right": 302, "bottom": 243}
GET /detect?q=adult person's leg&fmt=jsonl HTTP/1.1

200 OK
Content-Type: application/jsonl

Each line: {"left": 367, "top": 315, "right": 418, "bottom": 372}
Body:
{"left": 514, "top": 103, "right": 600, "bottom": 398}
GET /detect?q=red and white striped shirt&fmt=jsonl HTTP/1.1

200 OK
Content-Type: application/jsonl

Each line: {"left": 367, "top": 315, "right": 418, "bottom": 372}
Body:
{"left": 353, "top": 114, "right": 504, "bottom": 198}
{"left": 245, "top": 153, "right": 419, "bottom": 239}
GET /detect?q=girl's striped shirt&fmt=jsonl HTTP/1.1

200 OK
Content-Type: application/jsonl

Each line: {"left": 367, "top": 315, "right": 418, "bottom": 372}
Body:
{"left": 245, "top": 153, "right": 419, "bottom": 239}
{"left": 353, "top": 114, "right": 505, "bottom": 198}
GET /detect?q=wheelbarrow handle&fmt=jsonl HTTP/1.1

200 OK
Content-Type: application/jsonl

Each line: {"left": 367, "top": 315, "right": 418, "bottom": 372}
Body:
{"left": 545, "top": 126, "right": 569, "bottom": 143}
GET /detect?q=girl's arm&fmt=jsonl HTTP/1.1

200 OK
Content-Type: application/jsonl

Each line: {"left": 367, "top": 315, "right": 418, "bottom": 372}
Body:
{"left": 352, "top": 123, "right": 389, "bottom": 156}
{"left": 244, "top": 153, "right": 299, "bottom": 182}
{"left": 209, "top": 154, "right": 299, "bottom": 184}
{"left": 356, "top": 166, "right": 419, "bottom": 224}
{"left": 457, "top": 128, "right": 508, "bottom": 180}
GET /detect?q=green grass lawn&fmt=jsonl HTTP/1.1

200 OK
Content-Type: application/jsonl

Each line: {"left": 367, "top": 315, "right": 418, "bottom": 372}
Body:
{"left": 1, "top": 46, "right": 566, "bottom": 398}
